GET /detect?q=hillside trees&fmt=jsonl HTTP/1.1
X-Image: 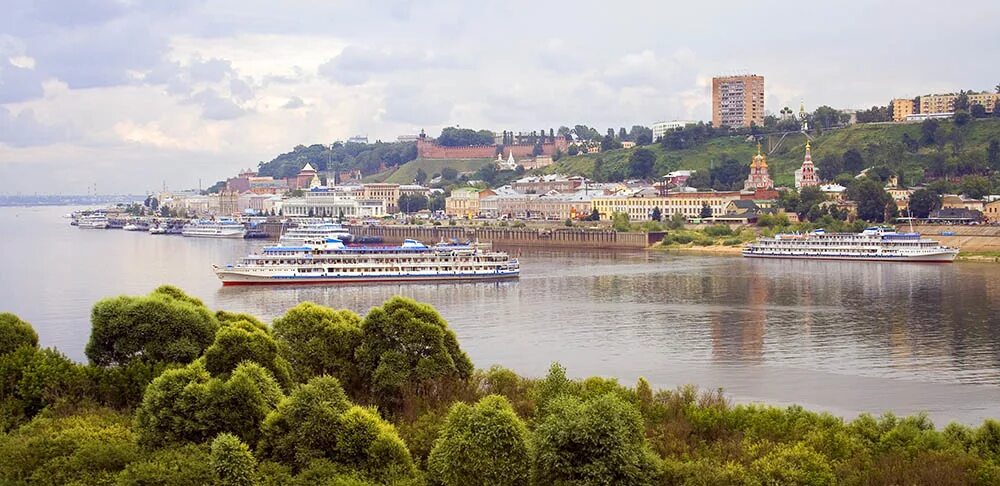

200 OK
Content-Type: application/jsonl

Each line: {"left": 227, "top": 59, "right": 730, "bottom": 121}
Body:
{"left": 437, "top": 127, "right": 494, "bottom": 147}
{"left": 908, "top": 189, "right": 941, "bottom": 218}
{"left": 847, "top": 178, "right": 895, "bottom": 222}
{"left": 628, "top": 148, "right": 656, "bottom": 179}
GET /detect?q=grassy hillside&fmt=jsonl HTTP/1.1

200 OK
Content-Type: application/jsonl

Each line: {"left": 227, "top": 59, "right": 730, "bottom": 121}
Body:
{"left": 365, "top": 158, "right": 493, "bottom": 184}
{"left": 539, "top": 118, "right": 1000, "bottom": 187}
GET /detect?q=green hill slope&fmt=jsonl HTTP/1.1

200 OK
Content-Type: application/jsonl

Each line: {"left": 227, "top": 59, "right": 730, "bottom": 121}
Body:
{"left": 538, "top": 118, "right": 1000, "bottom": 187}
{"left": 365, "top": 158, "right": 493, "bottom": 184}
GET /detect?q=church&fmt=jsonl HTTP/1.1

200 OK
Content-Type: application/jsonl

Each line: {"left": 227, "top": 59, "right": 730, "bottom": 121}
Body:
{"left": 794, "top": 142, "right": 819, "bottom": 190}
{"left": 743, "top": 143, "right": 774, "bottom": 191}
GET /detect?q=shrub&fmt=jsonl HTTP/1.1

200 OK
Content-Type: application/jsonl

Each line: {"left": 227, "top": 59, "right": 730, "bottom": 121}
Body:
{"left": 748, "top": 442, "right": 835, "bottom": 485}
{"left": 0, "top": 346, "right": 83, "bottom": 431}
{"left": 135, "top": 361, "right": 283, "bottom": 447}
{"left": 86, "top": 286, "right": 218, "bottom": 366}
{"left": 115, "top": 444, "right": 214, "bottom": 486}
{"left": 0, "top": 312, "right": 38, "bottom": 356}
{"left": 703, "top": 224, "right": 733, "bottom": 237}
{"left": 0, "top": 408, "right": 139, "bottom": 485}
{"left": 273, "top": 302, "right": 363, "bottom": 386}
{"left": 355, "top": 297, "right": 473, "bottom": 410}
{"left": 211, "top": 433, "right": 259, "bottom": 486}
{"left": 205, "top": 320, "right": 293, "bottom": 390}
{"left": 533, "top": 393, "right": 660, "bottom": 485}
{"left": 258, "top": 376, "right": 414, "bottom": 482}
{"left": 428, "top": 395, "right": 531, "bottom": 486}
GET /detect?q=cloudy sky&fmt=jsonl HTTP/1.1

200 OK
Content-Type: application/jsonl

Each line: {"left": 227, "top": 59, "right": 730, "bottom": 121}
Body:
{"left": 1, "top": 0, "right": 998, "bottom": 194}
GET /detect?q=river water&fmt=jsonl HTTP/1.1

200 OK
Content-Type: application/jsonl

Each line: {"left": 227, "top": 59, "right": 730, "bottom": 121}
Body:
{"left": 3, "top": 206, "right": 1000, "bottom": 425}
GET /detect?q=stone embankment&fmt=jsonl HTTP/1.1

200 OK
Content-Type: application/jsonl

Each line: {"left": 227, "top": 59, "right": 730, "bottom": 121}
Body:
{"left": 344, "top": 225, "right": 658, "bottom": 250}
{"left": 902, "top": 225, "right": 1000, "bottom": 253}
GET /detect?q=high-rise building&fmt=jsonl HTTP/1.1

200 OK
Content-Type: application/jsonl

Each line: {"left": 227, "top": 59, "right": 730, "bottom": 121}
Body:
{"left": 712, "top": 74, "right": 765, "bottom": 128}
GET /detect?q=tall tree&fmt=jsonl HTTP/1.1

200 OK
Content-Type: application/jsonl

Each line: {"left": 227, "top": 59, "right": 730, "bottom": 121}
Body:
{"left": 847, "top": 178, "right": 894, "bottom": 222}
{"left": 627, "top": 148, "right": 656, "bottom": 179}
{"left": 908, "top": 189, "right": 941, "bottom": 218}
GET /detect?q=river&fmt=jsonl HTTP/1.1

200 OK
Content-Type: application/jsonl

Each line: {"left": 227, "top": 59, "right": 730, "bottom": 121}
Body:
{"left": 3, "top": 205, "right": 1000, "bottom": 425}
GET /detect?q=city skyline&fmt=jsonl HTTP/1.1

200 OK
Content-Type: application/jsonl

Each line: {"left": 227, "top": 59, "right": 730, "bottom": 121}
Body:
{"left": 1, "top": 0, "right": 999, "bottom": 194}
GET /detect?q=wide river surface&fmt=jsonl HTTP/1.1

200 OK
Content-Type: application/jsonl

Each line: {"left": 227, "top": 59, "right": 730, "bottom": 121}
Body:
{"left": 3, "top": 206, "right": 1000, "bottom": 425}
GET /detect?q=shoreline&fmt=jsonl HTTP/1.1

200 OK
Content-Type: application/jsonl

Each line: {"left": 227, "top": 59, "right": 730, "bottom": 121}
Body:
{"left": 651, "top": 243, "right": 1000, "bottom": 263}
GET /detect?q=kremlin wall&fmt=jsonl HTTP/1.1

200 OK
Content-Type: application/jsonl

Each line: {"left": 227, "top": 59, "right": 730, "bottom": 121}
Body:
{"left": 416, "top": 133, "right": 569, "bottom": 159}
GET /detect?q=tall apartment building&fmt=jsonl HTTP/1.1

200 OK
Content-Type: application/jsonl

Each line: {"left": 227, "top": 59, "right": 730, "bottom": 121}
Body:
{"left": 711, "top": 74, "right": 765, "bottom": 128}
{"left": 891, "top": 98, "right": 917, "bottom": 122}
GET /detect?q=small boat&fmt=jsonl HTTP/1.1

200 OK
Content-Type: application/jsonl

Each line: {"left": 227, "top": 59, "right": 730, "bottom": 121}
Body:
{"left": 78, "top": 214, "right": 108, "bottom": 229}
{"left": 149, "top": 225, "right": 167, "bottom": 235}
{"left": 213, "top": 238, "right": 519, "bottom": 285}
{"left": 244, "top": 229, "right": 269, "bottom": 239}
{"left": 279, "top": 222, "right": 353, "bottom": 245}
{"left": 742, "top": 227, "right": 959, "bottom": 262}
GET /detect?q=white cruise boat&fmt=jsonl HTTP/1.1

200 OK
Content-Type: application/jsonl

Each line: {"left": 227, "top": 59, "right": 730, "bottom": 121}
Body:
{"left": 77, "top": 214, "right": 108, "bottom": 229}
{"left": 742, "top": 227, "right": 958, "bottom": 262}
{"left": 213, "top": 238, "right": 519, "bottom": 285}
{"left": 181, "top": 219, "right": 246, "bottom": 238}
{"left": 279, "top": 222, "right": 353, "bottom": 245}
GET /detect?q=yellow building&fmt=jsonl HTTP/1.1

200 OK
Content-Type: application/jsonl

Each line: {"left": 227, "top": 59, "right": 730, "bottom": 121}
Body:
{"left": 984, "top": 200, "right": 1000, "bottom": 223}
{"left": 444, "top": 187, "right": 484, "bottom": 218}
{"left": 891, "top": 98, "right": 917, "bottom": 122}
{"left": 592, "top": 190, "right": 744, "bottom": 221}
{"left": 920, "top": 92, "right": 999, "bottom": 115}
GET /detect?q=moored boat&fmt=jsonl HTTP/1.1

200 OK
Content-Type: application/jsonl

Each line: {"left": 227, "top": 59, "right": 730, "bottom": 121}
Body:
{"left": 742, "top": 227, "right": 958, "bottom": 262}
{"left": 279, "top": 222, "right": 353, "bottom": 245}
{"left": 77, "top": 214, "right": 109, "bottom": 229}
{"left": 181, "top": 218, "right": 246, "bottom": 238}
{"left": 213, "top": 238, "right": 519, "bottom": 285}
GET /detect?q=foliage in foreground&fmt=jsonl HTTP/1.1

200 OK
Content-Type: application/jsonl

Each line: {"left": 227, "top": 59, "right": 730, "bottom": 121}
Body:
{"left": 6, "top": 287, "right": 1000, "bottom": 485}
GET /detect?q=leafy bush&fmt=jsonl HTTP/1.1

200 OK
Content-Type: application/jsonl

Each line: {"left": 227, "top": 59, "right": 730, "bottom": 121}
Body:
{"left": 428, "top": 395, "right": 531, "bottom": 486}
{"left": 211, "top": 433, "right": 259, "bottom": 486}
{"left": 205, "top": 319, "right": 293, "bottom": 390}
{"left": 0, "top": 312, "right": 38, "bottom": 356}
{"left": 115, "top": 444, "right": 214, "bottom": 486}
{"left": 86, "top": 286, "right": 218, "bottom": 366}
{"left": 258, "top": 376, "right": 414, "bottom": 483}
{"left": 135, "top": 361, "right": 283, "bottom": 447}
{"left": 0, "top": 346, "right": 83, "bottom": 431}
{"left": 273, "top": 302, "right": 363, "bottom": 387}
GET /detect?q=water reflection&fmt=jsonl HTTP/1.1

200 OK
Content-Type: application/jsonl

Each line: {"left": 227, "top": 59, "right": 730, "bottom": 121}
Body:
{"left": 2, "top": 207, "right": 1000, "bottom": 423}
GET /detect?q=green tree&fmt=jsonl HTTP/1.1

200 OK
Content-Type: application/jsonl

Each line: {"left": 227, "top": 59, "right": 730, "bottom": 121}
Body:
{"left": 258, "top": 376, "right": 414, "bottom": 482}
{"left": 988, "top": 140, "right": 1000, "bottom": 171}
{"left": 414, "top": 168, "right": 428, "bottom": 185}
{"left": 0, "top": 312, "right": 38, "bottom": 356}
{"left": 920, "top": 119, "right": 940, "bottom": 146}
{"left": 273, "top": 302, "right": 363, "bottom": 386}
{"left": 847, "top": 178, "right": 894, "bottom": 222}
{"left": 211, "top": 433, "right": 259, "bottom": 486}
{"left": 428, "top": 395, "right": 531, "bottom": 486}
{"left": 667, "top": 211, "right": 686, "bottom": 229}
{"left": 533, "top": 393, "right": 660, "bottom": 485}
{"left": 907, "top": 189, "right": 941, "bottom": 218}
{"left": 954, "top": 110, "right": 971, "bottom": 126}
{"left": 699, "top": 203, "right": 712, "bottom": 219}
{"left": 650, "top": 206, "right": 662, "bottom": 222}
{"left": 959, "top": 175, "right": 991, "bottom": 199}
{"left": 971, "top": 103, "right": 988, "bottom": 118}
{"left": 628, "top": 148, "right": 656, "bottom": 179}
{"left": 429, "top": 192, "right": 446, "bottom": 212}
{"left": 440, "top": 167, "right": 459, "bottom": 181}
{"left": 567, "top": 144, "right": 579, "bottom": 156}
{"left": 953, "top": 91, "right": 970, "bottom": 111}
{"left": 748, "top": 443, "right": 835, "bottom": 485}
{"left": 204, "top": 319, "right": 293, "bottom": 390}
{"left": 0, "top": 408, "right": 139, "bottom": 485}
{"left": 397, "top": 194, "right": 429, "bottom": 214}
{"left": 135, "top": 361, "right": 283, "bottom": 447}
{"left": 587, "top": 208, "right": 600, "bottom": 221}
{"left": 0, "top": 346, "right": 82, "bottom": 431}
{"left": 355, "top": 297, "right": 474, "bottom": 409}
{"left": 86, "top": 285, "right": 218, "bottom": 366}
{"left": 812, "top": 106, "right": 844, "bottom": 129}
{"left": 842, "top": 149, "right": 866, "bottom": 174}
{"left": 611, "top": 212, "right": 631, "bottom": 232}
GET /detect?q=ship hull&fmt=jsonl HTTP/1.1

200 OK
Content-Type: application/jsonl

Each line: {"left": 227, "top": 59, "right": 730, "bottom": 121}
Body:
{"left": 215, "top": 270, "right": 519, "bottom": 286}
{"left": 741, "top": 251, "right": 957, "bottom": 262}
{"left": 182, "top": 231, "right": 246, "bottom": 238}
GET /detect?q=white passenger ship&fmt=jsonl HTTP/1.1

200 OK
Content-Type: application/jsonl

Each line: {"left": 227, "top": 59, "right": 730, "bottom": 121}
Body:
{"left": 213, "top": 238, "right": 520, "bottom": 285}
{"left": 279, "top": 222, "right": 353, "bottom": 245}
{"left": 77, "top": 214, "right": 109, "bottom": 229}
{"left": 181, "top": 219, "right": 246, "bottom": 238}
{"left": 742, "top": 227, "right": 958, "bottom": 262}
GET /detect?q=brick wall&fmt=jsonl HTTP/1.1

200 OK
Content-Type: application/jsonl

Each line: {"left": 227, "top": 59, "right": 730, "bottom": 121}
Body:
{"left": 417, "top": 137, "right": 569, "bottom": 159}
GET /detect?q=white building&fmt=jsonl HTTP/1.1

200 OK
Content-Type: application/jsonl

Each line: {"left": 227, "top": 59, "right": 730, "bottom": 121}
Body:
{"left": 652, "top": 120, "right": 697, "bottom": 141}
{"left": 280, "top": 189, "right": 386, "bottom": 218}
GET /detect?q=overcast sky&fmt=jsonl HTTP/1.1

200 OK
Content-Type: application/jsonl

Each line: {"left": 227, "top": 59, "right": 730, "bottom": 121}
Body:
{"left": 1, "top": 0, "right": 998, "bottom": 194}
